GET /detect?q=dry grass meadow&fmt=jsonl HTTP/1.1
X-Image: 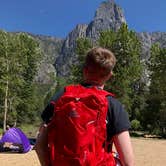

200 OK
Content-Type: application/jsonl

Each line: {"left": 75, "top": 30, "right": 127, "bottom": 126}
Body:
{"left": 0, "top": 138, "right": 166, "bottom": 166}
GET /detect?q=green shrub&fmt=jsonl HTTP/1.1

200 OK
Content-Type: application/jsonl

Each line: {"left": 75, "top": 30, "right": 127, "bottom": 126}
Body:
{"left": 131, "top": 119, "right": 141, "bottom": 131}
{"left": 20, "top": 124, "right": 40, "bottom": 138}
{"left": 0, "top": 128, "right": 3, "bottom": 136}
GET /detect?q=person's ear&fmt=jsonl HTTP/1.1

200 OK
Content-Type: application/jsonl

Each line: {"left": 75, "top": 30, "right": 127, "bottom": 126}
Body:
{"left": 104, "top": 71, "right": 112, "bottom": 82}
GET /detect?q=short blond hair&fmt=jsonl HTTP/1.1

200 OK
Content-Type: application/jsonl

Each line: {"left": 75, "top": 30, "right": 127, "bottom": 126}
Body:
{"left": 84, "top": 47, "right": 116, "bottom": 78}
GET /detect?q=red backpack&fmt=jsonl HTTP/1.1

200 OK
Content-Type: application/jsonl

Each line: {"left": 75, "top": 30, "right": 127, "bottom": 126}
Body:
{"left": 47, "top": 84, "right": 116, "bottom": 166}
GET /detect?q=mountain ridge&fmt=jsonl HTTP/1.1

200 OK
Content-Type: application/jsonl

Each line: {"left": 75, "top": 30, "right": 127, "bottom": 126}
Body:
{"left": 3, "top": 0, "right": 166, "bottom": 84}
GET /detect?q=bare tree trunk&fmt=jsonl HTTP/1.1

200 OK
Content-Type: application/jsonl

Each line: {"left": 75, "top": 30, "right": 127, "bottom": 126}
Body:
{"left": 13, "top": 121, "right": 17, "bottom": 127}
{"left": 3, "top": 46, "right": 9, "bottom": 133}
{"left": 3, "top": 79, "right": 8, "bottom": 133}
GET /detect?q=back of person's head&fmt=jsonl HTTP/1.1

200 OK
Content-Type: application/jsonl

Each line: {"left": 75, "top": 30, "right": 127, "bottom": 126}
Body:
{"left": 83, "top": 47, "right": 116, "bottom": 85}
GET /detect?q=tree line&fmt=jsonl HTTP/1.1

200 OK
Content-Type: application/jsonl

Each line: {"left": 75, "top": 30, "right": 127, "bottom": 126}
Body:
{"left": 0, "top": 25, "right": 165, "bottom": 137}
{"left": 0, "top": 31, "right": 42, "bottom": 132}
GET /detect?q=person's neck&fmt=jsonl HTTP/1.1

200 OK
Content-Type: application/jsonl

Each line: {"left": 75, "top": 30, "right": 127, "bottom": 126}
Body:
{"left": 96, "top": 84, "right": 104, "bottom": 89}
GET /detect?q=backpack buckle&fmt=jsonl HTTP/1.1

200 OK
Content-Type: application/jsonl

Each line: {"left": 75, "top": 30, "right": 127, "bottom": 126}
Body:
{"left": 75, "top": 98, "right": 80, "bottom": 101}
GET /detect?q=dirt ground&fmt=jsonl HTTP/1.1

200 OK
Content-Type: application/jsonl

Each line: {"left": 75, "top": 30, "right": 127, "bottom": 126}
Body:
{"left": 0, "top": 138, "right": 166, "bottom": 166}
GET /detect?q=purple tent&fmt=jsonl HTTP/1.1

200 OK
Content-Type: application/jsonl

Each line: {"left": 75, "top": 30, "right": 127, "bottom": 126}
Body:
{"left": 0, "top": 127, "right": 31, "bottom": 153}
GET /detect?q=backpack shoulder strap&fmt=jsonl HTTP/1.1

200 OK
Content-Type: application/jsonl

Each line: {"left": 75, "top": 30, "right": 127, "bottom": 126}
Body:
{"left": 65, "top": 84, "right": 115, "bottom": 98}
{"left": 65, "top": 84, "right": 81, "bottom": 92}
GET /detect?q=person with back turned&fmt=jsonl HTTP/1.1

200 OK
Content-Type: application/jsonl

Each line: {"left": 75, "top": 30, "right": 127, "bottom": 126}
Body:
{"left": 35, "top": 47, "right": 134, "bottom": 166}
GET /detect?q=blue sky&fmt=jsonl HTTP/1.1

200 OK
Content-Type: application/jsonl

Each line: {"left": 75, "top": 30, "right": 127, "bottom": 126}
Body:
{"left": 0, "top": 0, "right": 165, "bottom": 38}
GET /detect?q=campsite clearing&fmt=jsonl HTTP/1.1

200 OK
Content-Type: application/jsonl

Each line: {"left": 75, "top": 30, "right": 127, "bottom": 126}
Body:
{"left": 0, "top": 138, "right": 166, "bottom": 166}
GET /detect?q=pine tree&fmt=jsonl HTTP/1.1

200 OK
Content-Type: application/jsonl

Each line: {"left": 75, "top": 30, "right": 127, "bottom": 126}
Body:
{"left": 0, "top": 31, "right": 42, "bottom": 131}
{"left": 145, "top": 44, "right": 166, "bottom": 134}
{"left": 69, "top": 38, "right": 92, "bottom": 84}
{"left": 99, "top": 24, "right": 142, "bottom": 116}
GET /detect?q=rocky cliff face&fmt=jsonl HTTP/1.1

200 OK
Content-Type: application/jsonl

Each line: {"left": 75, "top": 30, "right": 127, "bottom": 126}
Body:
{"left": 137, "top": 32, "right": 166, "bottom": 60}
{"left": 29, "top": 0, "right": 166, "bottom": 83}
{"left": 55, "top": 24, "right": 88, "bottom": 76}
{"left": 29, "top": 34, "right": 64, "bottom": 84}
{"left": 55, "top": 0, "right": 126, "bottom": 77}
{"left": 86, "top": 0, "right": 126, "bottom": 40}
